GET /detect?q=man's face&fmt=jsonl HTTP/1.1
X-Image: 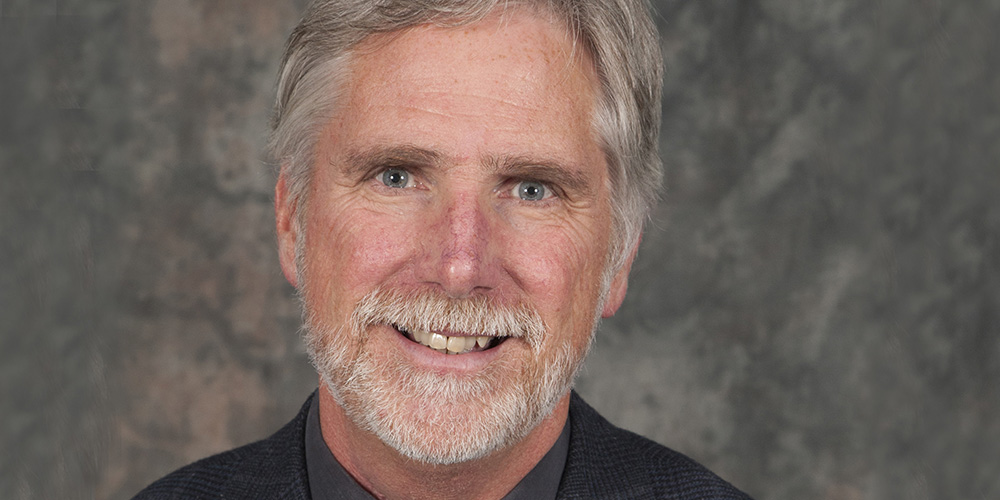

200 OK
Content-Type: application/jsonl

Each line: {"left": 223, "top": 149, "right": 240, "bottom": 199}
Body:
{"left": 278, "top": 11, "right": 632, "bottom": 464}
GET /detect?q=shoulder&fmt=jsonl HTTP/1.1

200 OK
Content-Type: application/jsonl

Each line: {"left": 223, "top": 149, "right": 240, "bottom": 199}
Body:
{"left": 131, "top": 394, "right": 313, "bottom": 500}
{"left": 559, "top": 392, "right": 753, "bottom": 500}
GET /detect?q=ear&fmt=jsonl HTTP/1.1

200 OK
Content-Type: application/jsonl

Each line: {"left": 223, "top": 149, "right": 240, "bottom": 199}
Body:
{"left": 275, "top": 167, "right": 300, "bottom": 288}
{"left": 601, "top": 234, "right": 641, "bottom": 318}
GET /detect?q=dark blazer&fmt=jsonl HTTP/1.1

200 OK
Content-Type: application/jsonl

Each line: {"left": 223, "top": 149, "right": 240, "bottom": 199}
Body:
{"left": 133, "top": 392, "right": 752, "bottom": 499}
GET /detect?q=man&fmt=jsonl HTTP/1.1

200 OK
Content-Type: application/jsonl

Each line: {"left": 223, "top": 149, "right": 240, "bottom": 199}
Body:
{"left": 136, "top": 0, "right": 751, "bottom": 498}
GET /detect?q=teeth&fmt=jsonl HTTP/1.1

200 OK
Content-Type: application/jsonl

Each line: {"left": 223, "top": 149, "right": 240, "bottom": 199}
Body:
{"left": 429, "top": 333, "right": 448, "bottom": 350}
{"left": 413, "top": 329, "right": 430, "bottom": 346}
{"left": 446, "top": 336, "right": 468, "bottom": 353}
{"left": 403, "top": 327, "right": 498, "bottom": 354}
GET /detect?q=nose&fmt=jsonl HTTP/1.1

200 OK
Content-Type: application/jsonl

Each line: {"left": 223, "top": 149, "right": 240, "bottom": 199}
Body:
{"left": 418, "top": 190, "right": 495, "bottom": 298}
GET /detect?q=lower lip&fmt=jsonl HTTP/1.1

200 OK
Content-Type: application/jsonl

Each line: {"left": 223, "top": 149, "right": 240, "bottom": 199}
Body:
{"left": 387, "top": 325, "right": 507, "bottom": 373}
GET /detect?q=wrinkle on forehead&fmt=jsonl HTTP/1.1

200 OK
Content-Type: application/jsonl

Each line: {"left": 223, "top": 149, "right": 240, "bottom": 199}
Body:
{"left": 407, "top": 90, "right": 546, "bottom": 113}
{"left": 390, "top": 98, "right": 545, "bottom": 130}
{"left": 347, "top": 9, "right": 599, "bottom": 110}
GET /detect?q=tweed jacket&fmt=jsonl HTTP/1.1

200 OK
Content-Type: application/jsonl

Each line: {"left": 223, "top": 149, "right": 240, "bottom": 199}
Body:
{"left": 133, "top": 391, "right": 752, "bottom": 499}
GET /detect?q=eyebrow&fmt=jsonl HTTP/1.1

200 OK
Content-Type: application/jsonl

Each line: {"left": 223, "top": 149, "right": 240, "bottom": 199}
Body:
{"left": 342, "top": 145, "right": 443, "bottom": 177}
{"left": 487, "top": 154, "right": 596, "bottom": 196}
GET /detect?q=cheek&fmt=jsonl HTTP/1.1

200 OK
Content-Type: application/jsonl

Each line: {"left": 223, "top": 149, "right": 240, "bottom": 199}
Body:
{"left": 505, "top": 218, "right": 610, "bottom": 327}
{"left": 303, "top": 201, "right": 419, "bottom": 320}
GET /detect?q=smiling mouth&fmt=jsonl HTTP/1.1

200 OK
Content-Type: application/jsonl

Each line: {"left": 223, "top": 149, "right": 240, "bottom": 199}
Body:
{"left": 394, "top": 324, "right": 507, "bottom": 355}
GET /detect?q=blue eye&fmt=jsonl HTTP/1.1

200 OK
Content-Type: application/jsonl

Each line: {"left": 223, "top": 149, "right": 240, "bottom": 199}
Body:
{"left": 381, "top": 168, "right": 410, "bottom": 188}
{"left": 516, "top": 181, "right": 547, "bottom": 201}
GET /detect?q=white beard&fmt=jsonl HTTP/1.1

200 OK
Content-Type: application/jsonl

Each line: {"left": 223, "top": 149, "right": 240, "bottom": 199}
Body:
{"left": 301, "top": 286, "right": 593, "bottom": 465}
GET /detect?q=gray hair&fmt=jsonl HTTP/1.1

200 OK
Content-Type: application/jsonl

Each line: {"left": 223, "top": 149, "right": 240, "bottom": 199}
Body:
{"left": 268, "top": 0, "right": 663, "bottom": 273}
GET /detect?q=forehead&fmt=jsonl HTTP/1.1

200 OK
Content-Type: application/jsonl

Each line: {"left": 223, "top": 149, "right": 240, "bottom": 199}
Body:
{"left": 352, "top": 9, "right": 596, "bottom": 96}
{"left": 326, "top": 9, "right": 605, "bottom": 169}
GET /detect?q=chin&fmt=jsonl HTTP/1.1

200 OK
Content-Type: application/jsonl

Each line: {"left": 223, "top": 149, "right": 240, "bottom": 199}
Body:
{"left": 302, "top": 285, "right": 595, "bottom": 464}
{"left": 307, "top": 320, "right": 587, "bottom": 465}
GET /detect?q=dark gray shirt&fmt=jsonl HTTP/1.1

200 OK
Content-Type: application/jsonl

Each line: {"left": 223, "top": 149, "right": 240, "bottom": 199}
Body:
{"left": 305, "top": 394, "right": 569, "bottom": 500}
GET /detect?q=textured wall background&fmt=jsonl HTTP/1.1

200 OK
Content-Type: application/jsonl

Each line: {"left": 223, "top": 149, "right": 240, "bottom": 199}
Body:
{"left": 2, "top": 1, "right": 997, "bottom": 499}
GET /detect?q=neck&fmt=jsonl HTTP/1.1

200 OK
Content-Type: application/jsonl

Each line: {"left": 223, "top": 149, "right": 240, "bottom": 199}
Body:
{"left": 317, "top": 383, "right": 570, "bottom": 500}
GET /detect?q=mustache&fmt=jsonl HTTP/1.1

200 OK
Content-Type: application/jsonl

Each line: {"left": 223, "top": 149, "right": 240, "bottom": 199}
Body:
{"left": 350, "top": 287, "right": 546, "bottom": 350}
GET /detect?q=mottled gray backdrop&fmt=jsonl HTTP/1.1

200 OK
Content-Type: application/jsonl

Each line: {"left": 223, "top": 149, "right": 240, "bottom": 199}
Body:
{"left": 2, "top": 1, "right": 997, "bottom": 499}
